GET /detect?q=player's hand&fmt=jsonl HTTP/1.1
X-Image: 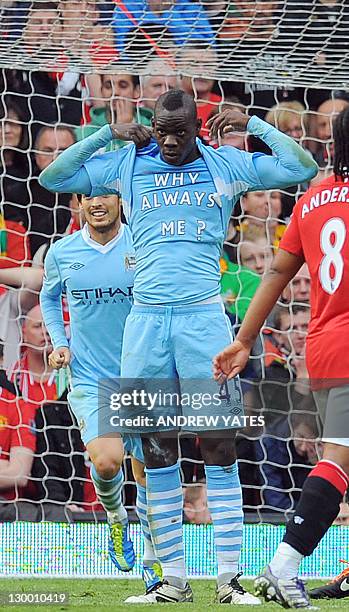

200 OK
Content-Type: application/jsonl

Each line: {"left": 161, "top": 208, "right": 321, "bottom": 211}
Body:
{"left": 110, "top": 123, "right": 153, "bottom": 148}
{"left": 207, "top": 109, "right": 250, "bottom": 140}
{"left": 48, "top": 347, "right": 71, "bottom": 370}
{"left": 213, "top": 339, "right": 251, "bottom": 381}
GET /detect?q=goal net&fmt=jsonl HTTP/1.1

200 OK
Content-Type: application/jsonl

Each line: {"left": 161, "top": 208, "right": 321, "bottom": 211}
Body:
{"left": 0, "top": 0, "right": 346, "bottom": 524}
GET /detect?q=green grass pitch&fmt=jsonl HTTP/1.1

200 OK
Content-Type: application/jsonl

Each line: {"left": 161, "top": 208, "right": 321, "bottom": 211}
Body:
{"left": 0, "top": 579, "right": 346, "bottom": 611}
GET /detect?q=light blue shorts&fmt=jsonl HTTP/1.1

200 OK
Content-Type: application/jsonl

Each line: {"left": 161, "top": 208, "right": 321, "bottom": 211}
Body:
{"left": 120, "top": 302, "right": 243, "bottom": 433}
{"left": 67, "top": 384, "right": 144, "bottom": 461}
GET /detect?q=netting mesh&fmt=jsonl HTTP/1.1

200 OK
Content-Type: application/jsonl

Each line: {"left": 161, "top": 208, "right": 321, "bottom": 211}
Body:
{"left": 0, "top": 0, "right": 347, "bottom": 524}
{"left": 0, "top": 0, "right": 348, "bottom": 87}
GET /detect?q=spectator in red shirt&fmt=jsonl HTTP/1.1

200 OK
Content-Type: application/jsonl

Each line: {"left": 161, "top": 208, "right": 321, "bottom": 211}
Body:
{"left": 7, "top": 304, "right": 57, "bottom": 405}
{"left": 0, "top": 384, "right": 36, "bottom": 520}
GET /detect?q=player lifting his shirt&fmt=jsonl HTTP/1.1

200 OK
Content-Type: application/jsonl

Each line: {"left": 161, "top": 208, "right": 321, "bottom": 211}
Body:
{"left": 39, "top": 89, "right": 317, "bottom": 605}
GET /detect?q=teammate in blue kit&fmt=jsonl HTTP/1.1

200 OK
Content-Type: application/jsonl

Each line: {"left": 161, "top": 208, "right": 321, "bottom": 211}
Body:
{"left": 39, "top": 90, "right": 318, "bottom": 604}
{"left": 40, "top": 192, "right": 162, "bottom": 591}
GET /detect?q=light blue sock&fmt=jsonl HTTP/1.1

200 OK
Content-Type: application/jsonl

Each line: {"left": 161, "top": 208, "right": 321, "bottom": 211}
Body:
{"left": 91, "top": 464, "right": 127, "bottom": 523}
{"left": 205, "top": 462, "right": 243, "bottom": 586}
{"left": 146, "top": 462, "right": 186, "bottom": 585}
{"left": 136, "top": 483, "right": 157, "bottom": 565}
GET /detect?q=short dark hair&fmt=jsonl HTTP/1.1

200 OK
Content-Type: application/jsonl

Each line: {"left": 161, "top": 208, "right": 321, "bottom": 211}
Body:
{"left": 272, "top": 304, "right": 309, "bottom": 331}
{"left": 34, "top": 124, "right": 76, "bottom": 148}
{"left": 333, "top": 106, "right": 349, "bottom": 179}
{"left": 154, "top": 89, "right": 197, "bottom": 120}
{"left": 101, "top": 73, "right": 139, "bottom": 89}
{"left": 30, "top": 1, "right": 58, "bottom": 11}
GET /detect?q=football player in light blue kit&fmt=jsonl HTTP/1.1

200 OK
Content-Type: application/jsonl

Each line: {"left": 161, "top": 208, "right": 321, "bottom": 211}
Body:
{"left": 39, "top": 90, "right": 318, "bottom": 604}
{"left": 40, "top": 192, "right": 162, "bottom": 590}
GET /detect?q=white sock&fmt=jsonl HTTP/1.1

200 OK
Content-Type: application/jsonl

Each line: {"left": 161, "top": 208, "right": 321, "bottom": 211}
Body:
{"left": 269, "top": 542, "right": 304, "bottom": 580}
{"left": 143, "top": 536, "right": 157, "bottom": 566}
{"left": 162, "top": 558, "right": 187, "bottom": 589}
{"left": 106, "top": 507, "right": 127, "bottom": 524}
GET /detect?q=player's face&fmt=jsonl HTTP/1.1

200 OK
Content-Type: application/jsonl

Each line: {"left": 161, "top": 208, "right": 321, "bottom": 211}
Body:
{"left": 141, "top": 75, "right": 178, "bottom": 110}
{"left": 153, "top": 109, "right": 201, "bottom": 165}
{"left": 81, "top": 194, "right": 120, "bottom": 233}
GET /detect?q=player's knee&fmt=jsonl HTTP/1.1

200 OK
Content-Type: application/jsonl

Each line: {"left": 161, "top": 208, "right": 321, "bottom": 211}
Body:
{"left": 323, "top": 443, "right": 349, "bottom": 478}
{"left": 93, "top": 455, "right": 122, "bottom": 480}
{"left": 200, "top": 436, "right": 236, "bottom": 466}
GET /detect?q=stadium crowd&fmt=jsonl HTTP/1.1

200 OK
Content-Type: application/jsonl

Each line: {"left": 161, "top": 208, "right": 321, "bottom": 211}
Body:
{"left": 0, "top": 0, "right": 348, "bottom": 525}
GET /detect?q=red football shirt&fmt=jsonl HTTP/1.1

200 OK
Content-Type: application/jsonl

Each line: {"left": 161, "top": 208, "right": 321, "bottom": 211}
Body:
{"left": 0, "top": 387, "right": 36, "bottom": 500}
{"left": 280, "top": 174, "right": 349, "bottom": 386}
{"left": 8, "top": 354, "right": 57, "bottom": 405}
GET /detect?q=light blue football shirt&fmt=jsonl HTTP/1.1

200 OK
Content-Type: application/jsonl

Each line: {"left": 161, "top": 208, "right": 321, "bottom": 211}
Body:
{"left": 39, "top": 117, "right": 318, "bottom": 306}
{"left": 40, "top": 224, "right": 135, "bottom": 385}
{"left": 128, "top": 154, "right": 228, "bottom": 304}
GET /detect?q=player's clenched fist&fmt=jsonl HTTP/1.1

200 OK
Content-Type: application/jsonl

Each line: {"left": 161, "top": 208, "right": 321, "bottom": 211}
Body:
{"left": 110, "top": 123, "right": 153, "bottom": 148}
{"left": 49, "top": 347, "right": 71, "bottom": 370}
{"left": 207, "top": 109, "right": 249, "bottom": 139}
{"left": 213, "top": 339, "right": 251, "bottom": 381}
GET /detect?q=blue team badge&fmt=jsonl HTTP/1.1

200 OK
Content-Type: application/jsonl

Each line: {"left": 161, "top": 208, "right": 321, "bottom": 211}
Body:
{"left": 124, "top": 254, "right": 136, "bottom": 270}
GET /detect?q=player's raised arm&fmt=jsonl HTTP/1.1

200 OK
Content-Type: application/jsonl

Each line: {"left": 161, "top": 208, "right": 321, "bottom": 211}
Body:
{"left": 213, "top": 248, "right": 304, "bottom": 380}
{"left": 39, "top": 123, "right": 153, "bottom": 195}
{"left": 208, "top": 109, "right": 318, "bottom": 189}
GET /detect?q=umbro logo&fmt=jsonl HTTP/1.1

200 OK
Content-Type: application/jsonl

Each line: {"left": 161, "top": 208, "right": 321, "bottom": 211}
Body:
{"left": 69, "top": 262, "right": 85, "bottom": 270}
{"left": 294, "top": 515, "right": 304, "bottom": 525}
